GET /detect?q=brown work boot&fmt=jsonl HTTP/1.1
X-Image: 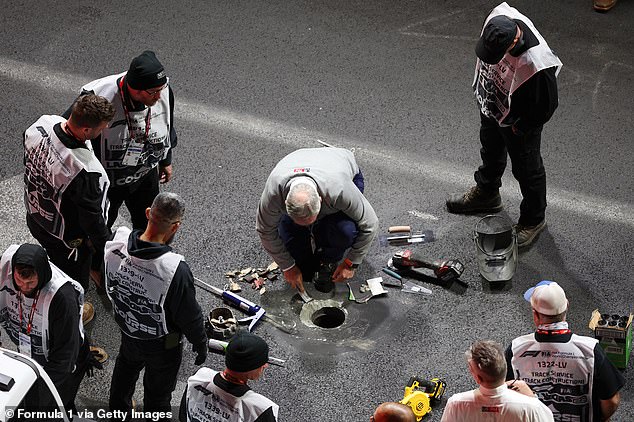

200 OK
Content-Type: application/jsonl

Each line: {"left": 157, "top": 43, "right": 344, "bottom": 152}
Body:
{"left": 82, "top": 301, "right": 95, "bottom": 325}
{"left": 446, "top": 186, "right": 503, "bottom": 214}
{"left": 593, "top": 0, "right": 616, "bottom": 12}
{"left": 515, "top": 220, "right": 546, "bottom": 248}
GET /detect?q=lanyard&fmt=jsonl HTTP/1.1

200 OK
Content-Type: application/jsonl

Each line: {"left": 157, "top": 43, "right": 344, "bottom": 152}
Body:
{"left": 536, "top": 328, "right": 571, "bottom": 336}
{"left": 18, "top": 290, "right": 41, "bottom": 335}
{"left": 118, "top": 78, "right": 152, "bottom": 143}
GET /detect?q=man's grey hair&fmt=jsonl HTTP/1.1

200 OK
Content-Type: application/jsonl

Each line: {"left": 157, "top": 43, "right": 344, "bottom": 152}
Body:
{"left": 150, "top": 192, "right": 185, "bottom": 226}
{"left": 285, "top": 180, "right": 321, "bottom": 220}
{"left": 465, "top": 340, "right": 507, "bottom": 384}
{"left": 534, "top": 309, "right": 567, "bottom": 324}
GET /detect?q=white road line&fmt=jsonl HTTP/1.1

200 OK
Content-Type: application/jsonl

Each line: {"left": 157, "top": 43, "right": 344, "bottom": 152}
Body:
{"left": 592, "top": 61, "right": 634, "bottom": 111}
{"left": 408, "top": 211, "right": 439, "bottom": 221}
{"left": 1, "top": 57, "right": 633, "bottom": 228}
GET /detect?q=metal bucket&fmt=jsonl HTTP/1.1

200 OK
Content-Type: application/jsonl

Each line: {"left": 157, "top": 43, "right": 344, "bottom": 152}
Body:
{"left": 473, "top": 215, "right": 517, "bottom": 282}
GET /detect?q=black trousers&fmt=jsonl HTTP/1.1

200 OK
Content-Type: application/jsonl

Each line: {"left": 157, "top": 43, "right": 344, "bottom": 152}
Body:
{"left": 109, "top": 333, "right": 182, "bottom": 422}
{"left": 56, "top": 341, "right": 90, "bottom": 415}
{"left": 107, "top": 168, "right": 159, "bottom": 231}
{"left": 26, "top": 215, "right": 92, "bottom": 289}
{"left": 21, "top": 342, "right": 89, "bottom": 421}
{"left": 474, "top": 114, "right": 547, "bottom": 226}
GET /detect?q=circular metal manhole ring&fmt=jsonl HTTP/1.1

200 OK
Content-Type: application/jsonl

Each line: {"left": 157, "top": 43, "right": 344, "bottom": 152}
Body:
{"left": 299, "top": 299, "right": 347, "bottom": 329}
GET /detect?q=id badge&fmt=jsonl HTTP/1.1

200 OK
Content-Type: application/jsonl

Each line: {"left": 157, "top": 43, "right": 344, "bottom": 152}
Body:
{"left": 121, "top": 139, "right": 145, "bottom": 166}
{"left": 19, "top": 332, "right": 31, "bottom": 358}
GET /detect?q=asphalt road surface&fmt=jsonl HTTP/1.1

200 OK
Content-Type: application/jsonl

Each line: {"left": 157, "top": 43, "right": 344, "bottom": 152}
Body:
{"left": 1, "top": 0, "right": 633, "bottom": 421}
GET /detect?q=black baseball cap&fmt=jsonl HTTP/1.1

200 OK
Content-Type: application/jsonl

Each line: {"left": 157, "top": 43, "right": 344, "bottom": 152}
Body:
{"left": 475, "top": 16, "right": 518, "bottom": 64}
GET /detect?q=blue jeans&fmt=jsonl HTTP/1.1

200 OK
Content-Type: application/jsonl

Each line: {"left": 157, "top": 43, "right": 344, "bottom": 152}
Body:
{"left": 278, "top": 171, "right": 364, "bottom": 277}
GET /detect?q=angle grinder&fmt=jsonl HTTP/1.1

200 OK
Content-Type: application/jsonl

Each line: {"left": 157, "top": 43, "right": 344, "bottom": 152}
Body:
{"left": 391, "top": 250, "right": 464, "bottom": 282}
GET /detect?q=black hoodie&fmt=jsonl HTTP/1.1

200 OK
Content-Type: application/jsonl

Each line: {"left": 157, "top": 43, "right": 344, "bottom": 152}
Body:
{"left": 9, "top": 244, "right": 82, "bottom": 385}
{"left": 123, "top": 230, "right": 206, "bottom": 349}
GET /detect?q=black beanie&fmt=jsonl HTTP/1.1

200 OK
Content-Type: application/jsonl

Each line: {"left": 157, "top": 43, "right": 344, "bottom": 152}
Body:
{"left": 126, "top": 50, "right": 167, "bottom": 90}
{"left": 225, "top": 332, "right": 269, "bottom": 372}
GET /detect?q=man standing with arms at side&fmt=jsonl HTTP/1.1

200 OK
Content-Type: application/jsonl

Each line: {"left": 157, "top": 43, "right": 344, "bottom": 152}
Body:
{"left": 441, "top": 340, "right": 553, "bottom": 421}
{"left": 0, "top": 243, "right": 91, "bottom": 414}
{"left": 507, "top": 281, "right": 625, "bottom": 421}
{"left": 105, "top": 192, "right": 207, "bottom": 421}
{"left": 256, "top": 147, "right": 379, "bottom": 294}
{"left": 24, "top": 94, "right": 115, "bottom": 325}
{"left": 446, "top": 2, "right": 562, "bottom": 248}
{"left": 67, "top": 50, "right": 177, "bottom": 230}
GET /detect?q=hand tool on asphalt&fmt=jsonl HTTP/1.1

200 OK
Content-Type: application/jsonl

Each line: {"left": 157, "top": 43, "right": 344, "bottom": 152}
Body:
{"left": 379, "top": 228, "right": 435, "bottom": 247}
{"left": 400, "top": 377, "right": 447, "bottom": 421}
{"left": 194, "top": 277, "right": 297, "bottom": 334}
{"left": 384, "top": 261, "right": 432, "bottom": 293}
{"left": 298, "top": 289, "right": 314, "bottom": 303}
{"left": 380, "top": 267, "right": 403, "bottom": 287}
{"left": 388, "top": 225, "right": 413, "bottom": 233}
{"left": 400, "top": 280, "right": 432, "bottom": 295}
{"left": 208, "top": 338, "right": 286, "bottom": 367}
{"left": 391, "top": 250, "right": 465, "bottom": 282}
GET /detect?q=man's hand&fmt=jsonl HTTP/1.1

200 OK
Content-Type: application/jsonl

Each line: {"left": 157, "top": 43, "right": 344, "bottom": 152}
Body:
{"left": 332, "top": 262, "right": 355, "bottom": 283}
{"left": 159, "top": 164, "right": 173, "bottom": 184}
{"left": 193, "top": 341, "right": 208, "bottom": 365}
{"left": 506, "top": 379, "right": 535, "bottom": 398}
{"left": 283, "top": 265, "right": 305, "bottom": 292}
{"left": 86, "top": 346, "right": 105, "bottom": 377}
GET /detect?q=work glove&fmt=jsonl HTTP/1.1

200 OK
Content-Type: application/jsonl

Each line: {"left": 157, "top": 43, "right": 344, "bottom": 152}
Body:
{"left": 85, "top": 348, "right": 105, "bottom": 377}
{"left": 193, "top": 341, "right": 208, "bottom": 365}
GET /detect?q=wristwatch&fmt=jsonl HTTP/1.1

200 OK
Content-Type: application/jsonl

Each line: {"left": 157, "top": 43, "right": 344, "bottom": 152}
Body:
{"left": 343, "top": 258, "right": 359, "bottom": 269}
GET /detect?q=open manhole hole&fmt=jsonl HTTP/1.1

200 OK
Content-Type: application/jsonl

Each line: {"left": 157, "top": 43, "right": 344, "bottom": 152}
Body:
{"left": 299, "top": 299, "right": 347, "bottom": 329}
{"left": 311, "top": 307, "right": 346, "bottom": 328}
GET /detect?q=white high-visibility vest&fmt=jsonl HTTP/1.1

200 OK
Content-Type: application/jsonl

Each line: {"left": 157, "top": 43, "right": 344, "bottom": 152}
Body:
{"left": 185, "top": 368, "right": 279, "bottom": 422}
{"left": 510, "top": 333, "right": 598, "bottom": 422}
{"left": 105, "top": 227, "right": 181, "bottom": 339}
{"left": 473, "top": 2, "right": 562, "bottom": 126}
{"left": 0, "top": 245, "right": 84, "bottom": 363}
{"left": 82, "top": 73, "right": 171, "bottom": 187}
{"left": 24, "top": 115, "right": 109, "bottom": 248}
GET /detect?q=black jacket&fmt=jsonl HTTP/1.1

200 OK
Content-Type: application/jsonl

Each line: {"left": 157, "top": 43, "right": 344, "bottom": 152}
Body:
{"left": 10, "top": 244, "right": 82, "bottom": 386}
{"left": 507, "top": 20, "right": 559, "bottom": 133}
{"left": 24, "top": 123, "right": 111, "bottom": 264}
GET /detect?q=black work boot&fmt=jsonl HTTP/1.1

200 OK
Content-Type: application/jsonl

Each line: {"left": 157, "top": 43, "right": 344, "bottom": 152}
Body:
{"left": 515, "top": 220, "right": 546, "bottom": 248}
{"left": 314, "top": 262, "right": 336, "bottom": 293}
{"left": 446, "top": 186, "right": 503, "bottom": 214}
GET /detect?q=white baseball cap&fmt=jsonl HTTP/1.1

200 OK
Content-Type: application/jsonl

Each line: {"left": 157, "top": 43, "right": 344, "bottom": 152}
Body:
{"left": 524, "top": 280, "right": 568, "bottom": 315}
